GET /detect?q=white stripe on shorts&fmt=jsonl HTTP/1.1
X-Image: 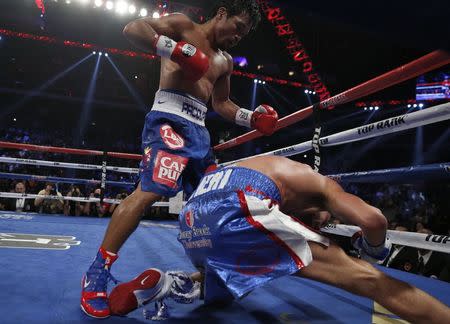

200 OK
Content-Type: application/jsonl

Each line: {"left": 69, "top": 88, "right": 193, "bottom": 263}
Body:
{"left": 245, "top": 195, "right": 330, "bottom": 268}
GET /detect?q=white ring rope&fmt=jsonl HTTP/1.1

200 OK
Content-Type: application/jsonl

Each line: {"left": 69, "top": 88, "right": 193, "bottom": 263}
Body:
{"left": 0, "top": 157, "right": 139, "bottom": 174}
{"left": 222, "top": 102, "right": 450, "bottom": 165}
{"left": 321, "top": 224, "right": 450, "bottom": 254}
{"left": 0, "top": 105, "right": 447, "bottom": 253}
{"left": 1, "top": 196, "right": 446, "bottom": 253}
{"left": 0, "top": 192, "right": 169, "bottom": 207}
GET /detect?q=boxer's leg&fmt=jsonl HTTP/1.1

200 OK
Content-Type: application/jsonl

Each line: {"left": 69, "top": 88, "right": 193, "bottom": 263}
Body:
{"left": 81, "top": 183, "right": 160, "bottom": 318}
{"left": 295, "top": 242, "right": 450, "bottom": 323}
{"left": 101, "top": 183, "right": 160, "bottom": 252}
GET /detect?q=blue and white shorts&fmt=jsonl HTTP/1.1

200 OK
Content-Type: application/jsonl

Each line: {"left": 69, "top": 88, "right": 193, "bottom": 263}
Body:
{"left": 139, "top": 89, "right": 215, "bottom": 198}
{"left": 178, "top": 167, "right": 329, "bottom": 303}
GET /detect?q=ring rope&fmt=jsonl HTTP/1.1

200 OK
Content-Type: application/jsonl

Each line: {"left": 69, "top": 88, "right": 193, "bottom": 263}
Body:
{"left": 0, "top": 192, "right": 169, "bottom": 207}
{"left": 0, "top": 141, "right": 142, "bottom": 160}
{"left": 0, "top": 172, "right": 135, "bottom": 188}
{"left": 223, "top": 102, "right": 450, "bottom": 165}
{"left": 214, "top": 50, "right": 450, "bottom": 151}
{"left": 329, "top": 163, "right": 450, "bottom": 183}
{"left": 321, "top": 224, "right": 450, "bottom": 254}
{"left": 0, "top": 157, "right": 139, "bottom": 174}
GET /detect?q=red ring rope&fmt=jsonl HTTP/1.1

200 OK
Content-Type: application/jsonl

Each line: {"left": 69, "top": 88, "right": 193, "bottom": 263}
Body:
{"left": 213, "top": 50, "right": 450, "bottom": 151}
{"left": 0, "top": 141, "right": 141, "bottom": 160}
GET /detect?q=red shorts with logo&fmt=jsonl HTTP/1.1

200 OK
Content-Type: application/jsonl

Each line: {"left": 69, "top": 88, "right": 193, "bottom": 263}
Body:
{"left": 139, "top": 110, "right": 215, "bottom": 198}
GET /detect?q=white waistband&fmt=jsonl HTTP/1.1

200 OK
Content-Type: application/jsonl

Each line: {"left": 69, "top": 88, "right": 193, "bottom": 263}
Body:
{"left": 151, "top": 90, "right": 207, "bottom": 126}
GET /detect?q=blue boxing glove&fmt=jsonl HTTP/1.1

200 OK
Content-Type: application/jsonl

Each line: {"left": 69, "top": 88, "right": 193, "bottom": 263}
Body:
{"left": 351, "top": 231, "right": 391, "bottom": 264}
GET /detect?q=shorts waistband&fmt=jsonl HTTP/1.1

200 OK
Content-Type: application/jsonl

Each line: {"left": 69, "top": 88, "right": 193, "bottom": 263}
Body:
{"left": 189, "top": 166, "right": 282, "bottom": 203}
{"left": 151, "top": 90, "right": 207, "bottom": 126}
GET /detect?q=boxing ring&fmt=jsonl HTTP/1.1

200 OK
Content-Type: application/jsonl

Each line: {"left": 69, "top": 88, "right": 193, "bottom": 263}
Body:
{"left": 1, "top": 211, "right": 449, "bottom": 323}
{"left": 1, "top": 50, "right": 450, "bottom": 323}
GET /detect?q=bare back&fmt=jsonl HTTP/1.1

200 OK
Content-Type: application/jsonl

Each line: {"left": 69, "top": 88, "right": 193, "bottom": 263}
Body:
{"left": 236, "top": 156, "right": 328, "bottom": 215}
{"left": 236, "top": 156, "right": 388, "bottom": 245}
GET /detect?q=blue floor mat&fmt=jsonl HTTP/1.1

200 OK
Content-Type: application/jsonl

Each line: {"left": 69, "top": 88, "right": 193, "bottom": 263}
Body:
{"left": 1, "top": 211, "right": 449, "bottom": 323}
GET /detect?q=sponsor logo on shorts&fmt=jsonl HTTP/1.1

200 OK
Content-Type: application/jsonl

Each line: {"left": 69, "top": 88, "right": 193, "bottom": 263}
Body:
{"left": 190, "top": 169, "right": 233, "bottom": 199}
{"left": 185, "top": 210, "right": 194, "bottom": 228}
{"left": 179, "top": 222, "right": 212, "bottom": 249}
{"left": 181, "top": 102, "right": 206, "bottom": 121}
{"left": 152, "top": 151, "right": 188, "bottom": 189}
{"left": 160, "top": 124, "right": 185, "bottom": 149}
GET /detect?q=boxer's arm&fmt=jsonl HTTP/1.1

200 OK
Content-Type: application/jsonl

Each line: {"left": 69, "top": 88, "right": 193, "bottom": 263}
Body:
{"left": 123, "top": 13, "right": 194, "bottom": 53}
{"left": 211, "top": 53, "right": 240, "bottom": 122}
{"left": 212, "top": 53, "right": 278, "bottom": 135}
{"left": 321, "top": 176, "right": 387, "bottom": 246}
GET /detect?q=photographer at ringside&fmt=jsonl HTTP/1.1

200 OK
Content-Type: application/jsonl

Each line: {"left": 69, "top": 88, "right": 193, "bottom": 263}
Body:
{"left": 64, "top": 185, "right": 83, "bottom": 216}
{"left": 34, "top": 182, "right": 64, "bottom": 214}
{"left": 84, "top": 187, "right": 110, "bottom": 218}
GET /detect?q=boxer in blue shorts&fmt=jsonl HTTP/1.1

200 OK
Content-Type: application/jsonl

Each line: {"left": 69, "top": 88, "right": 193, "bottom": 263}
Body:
{"left": 80, "top": 1, "right": 281, "bottom": 318}
{"left": 109, "top": 156, "right": 450, "bottom": 322}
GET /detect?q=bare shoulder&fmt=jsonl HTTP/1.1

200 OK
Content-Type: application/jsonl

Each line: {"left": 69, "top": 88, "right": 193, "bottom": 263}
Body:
{"left": 269, "top": 156, "right": 328, "bottom": 193}
{"left": 222, "top": 51, "right": 233, "bottom": 62}
{"left": 167, "top": 12, "right": 195, "bottom": 29}
{"left": 221, "top": 51, "right": 234, "bottom": 71}
{"left": 238, "top": 156, "right": 318, "bottom": 186}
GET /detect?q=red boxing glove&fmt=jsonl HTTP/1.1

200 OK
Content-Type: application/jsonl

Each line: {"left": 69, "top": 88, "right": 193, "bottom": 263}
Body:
{"left": 235, "top": 105, "right": 278, "bottom": 135}
{"left": 251, "top": 105, "right": 278, "bottom": 135}
{"left": 154, "top": 35, "right": 209, "bottom": 82}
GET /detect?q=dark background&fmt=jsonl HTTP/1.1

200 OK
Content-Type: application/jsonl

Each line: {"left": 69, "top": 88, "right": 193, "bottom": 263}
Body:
{"left": 0, "top": 0, "right": 448, "bottom": 173}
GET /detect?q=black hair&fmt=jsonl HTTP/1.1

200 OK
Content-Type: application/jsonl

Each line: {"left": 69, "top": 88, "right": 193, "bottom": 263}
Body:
{"left": 207, "top": 0, "right": 261, "bottom": 31}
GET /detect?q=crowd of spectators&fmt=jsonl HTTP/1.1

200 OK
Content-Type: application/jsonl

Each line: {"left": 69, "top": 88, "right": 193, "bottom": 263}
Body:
{"left": 332, "top": 182, "right": 450, "bottom": 283}
{"left": 0, "top": 179, "right": 132, "bottom": 218}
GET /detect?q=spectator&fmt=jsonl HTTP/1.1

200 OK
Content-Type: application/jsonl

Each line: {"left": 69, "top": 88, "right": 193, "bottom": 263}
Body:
{"left": 83, "top": 188, "right": 109, "bottom": 217}
{"left": 383, "top": 225, "right": 408, "bottom": 268}
{"left": 5, "top": 181, "right": 33, "bottom": 212}
{"left": 415, "top": 221, "right": 427, "bottom": 232}
{"left": 415, "top": 229, "right": 447, "bottom": 280}
{"left": 439, "top": 254, "right": 450, "bottom": 283}
{"left": 380, "top": 198, "right": 398, "bottom": 222}
{"left": 386, "top": 228, "right": 447, "bottom": 280}
{"left": 64, "top": 185, "right": 83, "bottom": 216}
{"left": 34, "top": 182, "right": 64, "bottom": 214}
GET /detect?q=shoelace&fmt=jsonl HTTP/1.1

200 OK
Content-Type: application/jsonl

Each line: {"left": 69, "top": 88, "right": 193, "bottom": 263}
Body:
{"left": 86, "top": 266, "right": 118, "bottom": 292}
{"left": 167, "top": 271, "right": 201, "bottom": 304}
